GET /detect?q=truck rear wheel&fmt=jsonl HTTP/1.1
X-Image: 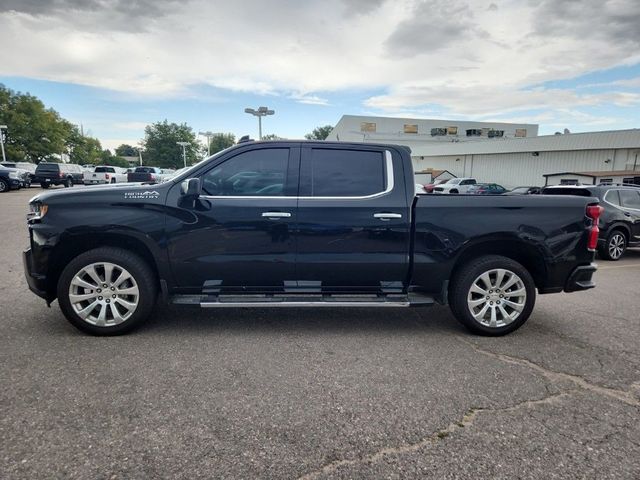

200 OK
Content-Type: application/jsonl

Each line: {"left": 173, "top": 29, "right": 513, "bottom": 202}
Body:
{"left": 57, "top": 247, "right": 157, "bottom": 335}
{"left": 450, "top": 255, "right": 536, "bottom": 336}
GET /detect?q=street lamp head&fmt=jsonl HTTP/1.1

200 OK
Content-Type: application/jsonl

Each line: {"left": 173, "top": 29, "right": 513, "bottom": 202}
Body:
{"left": 176, "top": 142, "right": 190, "bottom": 147}
{"left": 244, "top": 108, "right": 256, "bottom": 115}
{"left": 0, "top": 125, "right": 7, "bottom": 129}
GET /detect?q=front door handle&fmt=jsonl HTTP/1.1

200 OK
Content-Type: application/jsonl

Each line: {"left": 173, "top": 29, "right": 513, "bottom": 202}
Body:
{"left": 373, "top": 213, "right": 402, "bottom": 221}
{"left": 261, "top": 211, "right": 291, "bottom": 219}
{"left": 624, "top": 212, "right": 631, "bottom": 217}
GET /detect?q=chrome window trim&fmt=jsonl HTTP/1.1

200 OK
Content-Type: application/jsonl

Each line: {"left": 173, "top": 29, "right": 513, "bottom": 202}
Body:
{"left": 199, "top": 150, "right": 394, "bottom": 201}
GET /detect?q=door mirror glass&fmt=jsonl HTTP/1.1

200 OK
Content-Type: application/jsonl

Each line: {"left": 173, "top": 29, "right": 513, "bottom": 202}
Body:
{"left": 181, "top": 178, "right": 201, "bottom": 197}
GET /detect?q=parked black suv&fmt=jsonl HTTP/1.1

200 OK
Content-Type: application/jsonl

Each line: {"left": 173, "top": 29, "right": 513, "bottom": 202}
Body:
{"left": 543, "top": 184, "right": 640, "bottom": 260}
{"left": 34, "top": 162, "right": 84, "bottom": 188}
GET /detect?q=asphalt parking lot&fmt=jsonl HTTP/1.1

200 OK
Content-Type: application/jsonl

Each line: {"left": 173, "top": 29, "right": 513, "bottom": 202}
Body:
{"left": 1, "top": 187, "right": 639, "bottom": 479}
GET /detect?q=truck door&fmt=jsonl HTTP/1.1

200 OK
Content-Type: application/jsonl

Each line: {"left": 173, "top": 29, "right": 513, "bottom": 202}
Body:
{"left": 295, "top": 146, "right": 411, "bottom": 292}
{"left": 166, "top": 145, "right": 300, "bottom": 291}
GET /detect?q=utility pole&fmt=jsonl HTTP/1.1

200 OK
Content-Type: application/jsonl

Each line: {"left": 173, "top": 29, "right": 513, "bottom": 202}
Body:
{"left": 244, "top": 107, "right": 275, "bottom": 140}
{"left": 199, "top": 131, "right": 214, "bottom": 157}
{"left": 0, "top": 125, "right": 7, "bottom": 163}
{"left": 177, "top": 142, "right": 189, "bottom": 168}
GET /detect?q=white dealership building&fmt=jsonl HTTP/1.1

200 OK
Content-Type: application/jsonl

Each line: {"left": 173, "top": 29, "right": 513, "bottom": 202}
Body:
{"left": 328, "top": 115, "right": 640, "bottom": 188}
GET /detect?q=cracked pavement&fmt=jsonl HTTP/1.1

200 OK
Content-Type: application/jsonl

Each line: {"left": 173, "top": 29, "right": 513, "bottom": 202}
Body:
{"left": 1, "top": 188, "right": 639, "bottom": 479}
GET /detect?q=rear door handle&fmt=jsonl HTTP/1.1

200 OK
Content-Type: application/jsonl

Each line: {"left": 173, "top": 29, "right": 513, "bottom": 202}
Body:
{"left": 261, "top": 211, "right": 291, "bottom": 219}
{"left": 373, "top": 213, "right": 402, "bottom": 221}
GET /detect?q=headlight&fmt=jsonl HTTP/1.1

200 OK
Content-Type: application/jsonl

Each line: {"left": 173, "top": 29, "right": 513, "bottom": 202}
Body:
{"left": 28, "top": 202, "right": 48, "bottom": 221}
{"left": 9, "top": 171, "right": 20, "bottom": 179}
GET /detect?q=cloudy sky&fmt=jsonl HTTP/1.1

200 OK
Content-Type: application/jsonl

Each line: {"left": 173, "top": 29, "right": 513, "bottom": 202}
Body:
{"left": 0, "top": 0, "right": 639, "bottom": 150}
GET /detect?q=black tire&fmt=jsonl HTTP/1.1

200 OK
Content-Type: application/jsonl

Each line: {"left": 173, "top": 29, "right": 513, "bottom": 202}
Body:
{"left": 449, "top": 255, "right": 536, "bottom": 336}
{"left": 0, "top": 179, "right": 9, "bottom": 193}
{"left": 598, "top": 230, "right": 627, "bottom": 261}
{"left": 110, "top": 178, "right": 116, "bottom": 184}
{"left": 40, "top": 183, "right": 50, "bottom": 189}
{"left": 57, "top": 247, "right": 157, "bottom": 335}
{"left": 64, "top": 177, "right": 73, "bottom": 188}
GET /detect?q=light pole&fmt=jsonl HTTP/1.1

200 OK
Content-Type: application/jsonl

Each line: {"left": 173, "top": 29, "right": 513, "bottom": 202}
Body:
{"left": 0, "top": 125, "right": 7, "bottom": 163}
{"left": 244, "top": 106, "right": 275, "bottom": 140}
{"left": 199, "top": 131, "right": 214, "bottom": 157}
{"left": 177, "top": 142, "right": 190, "bottom": 168}
{"left": 135, "top": 147, "right": 143, "bottom": 166}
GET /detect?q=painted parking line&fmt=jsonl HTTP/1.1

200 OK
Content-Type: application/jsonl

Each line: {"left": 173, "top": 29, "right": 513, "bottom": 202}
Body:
{"left": 598, "top": 263, "right": 640, "bottom": 270}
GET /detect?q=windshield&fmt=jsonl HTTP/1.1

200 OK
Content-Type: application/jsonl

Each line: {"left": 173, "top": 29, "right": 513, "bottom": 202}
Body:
{"left": 542, "top": 187, "right": 593, "bottom": 197}
{"left": 36, "top": 163, "right": 60, "bottom": 172}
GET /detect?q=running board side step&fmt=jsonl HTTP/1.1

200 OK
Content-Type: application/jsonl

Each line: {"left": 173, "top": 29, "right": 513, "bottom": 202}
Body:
{"left": 170, "top": 293, "right": 435, "bottom": 308}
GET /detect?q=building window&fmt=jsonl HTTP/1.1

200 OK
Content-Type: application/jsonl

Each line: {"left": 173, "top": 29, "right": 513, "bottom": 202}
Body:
{"left": 446, "top": 126, "right": 458, "bottom": 135}
{"left": 623, "top": 177, "right": 640, "bottom": 185}
{"left": 560, "top": 179, "right": 579, "bottom": 185}
{"left": 403, "top": 124, "right": 418, "bottom": 134}
{"left": 466, "top": 129, "right": 482, "bottom": 136}
{"left": 431, "top": 127, "right": 447, "bottom": 136}
{"left": 360, "top": 122, "right": 376, "bottom": 133}
{"left": 488, "top": 129, "right": 504, "bottom": 138}
{"left": 515, "top": 128, "right": 527, "bottom": 137}
{"left": 599, "top": 178, "right": 613, "bottom": 184}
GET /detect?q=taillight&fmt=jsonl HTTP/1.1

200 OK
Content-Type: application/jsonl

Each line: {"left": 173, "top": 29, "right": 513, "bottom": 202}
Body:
{"left": 59, "top": 172, "right": 64, "bottom": 178}
{"left": 105, "top": 173, "right": 110, "bottom": 180}
{"left": 586, "top": 204, "right": 603, "bottom": 251}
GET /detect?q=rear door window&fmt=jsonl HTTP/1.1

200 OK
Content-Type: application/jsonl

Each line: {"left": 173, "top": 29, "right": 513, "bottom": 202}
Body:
{"left": 619, "top": 190, "right": 640, "bottom": 209}
{"left": 605, "top": 190, "right": 621, "bottom": 206}
{"left": 300, "top": 148, "right": 385, "bottom": 197}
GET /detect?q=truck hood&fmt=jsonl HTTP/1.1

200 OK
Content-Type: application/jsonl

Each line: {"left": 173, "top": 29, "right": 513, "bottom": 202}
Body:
{"left": 29, "top": 181, "right": 172, "bottom": 205}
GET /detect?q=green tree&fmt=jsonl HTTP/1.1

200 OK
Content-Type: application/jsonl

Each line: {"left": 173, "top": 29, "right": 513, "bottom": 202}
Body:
{"left": 115, "top": 144, "right": 137, "bottom": 157}
{"left": 142, "top": 120, "right": 199, "bottom": 168}
{"left": 67, "top": 130, "right": 103, "bottom": 165}
{"left": 207, "top": 133, "right": 235, "bottom": 155}
{"left": 304, "top": 125, "right": 333, "bottom": 140}
{"left": 262, "top": 134, "right": 284, "bottom": 140}
{"left": 0, "top": 84, "right": 70, "bottom": 163}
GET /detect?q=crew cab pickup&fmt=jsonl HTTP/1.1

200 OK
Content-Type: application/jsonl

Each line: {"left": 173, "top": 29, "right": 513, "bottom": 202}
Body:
{"left": 83, "top": 166, "right": 128, "bottom": 185}
{"left": 23, "top": 141, "right": 600, "bottom": 336}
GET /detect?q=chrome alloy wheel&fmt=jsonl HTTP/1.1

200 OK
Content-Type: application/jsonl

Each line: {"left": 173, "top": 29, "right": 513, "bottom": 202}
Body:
{"left": 467, "top": 268, "right": 526, "bottom": 328}
{"left": 68, "top": 262, "right": 140, "bottom": 326}
{"left": 608, "top": 233, "right": 625, "bottom": 260}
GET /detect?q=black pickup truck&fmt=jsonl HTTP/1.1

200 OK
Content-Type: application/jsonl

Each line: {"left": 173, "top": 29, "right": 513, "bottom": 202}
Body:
{"left": 24, "top": 140, "right": 600, "bottom": 336}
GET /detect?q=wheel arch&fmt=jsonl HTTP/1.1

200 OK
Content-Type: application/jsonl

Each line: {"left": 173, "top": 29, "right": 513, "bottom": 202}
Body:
{"left": 449, "top": 238, "right": 547, "bottom": 293}
{"left": 605, "top": 223, "right": 631, "bottom": 240}
{"left": 46, "top": 231, "right": 164, "bottom": 298}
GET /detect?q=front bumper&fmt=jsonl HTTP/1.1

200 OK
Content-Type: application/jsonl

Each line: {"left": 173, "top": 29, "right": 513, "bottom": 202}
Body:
{"left": 23, "top": 248, "right": 51, "bottom": 301}
{"left": 564, "top": 263, "right": 597, "bottom": 292}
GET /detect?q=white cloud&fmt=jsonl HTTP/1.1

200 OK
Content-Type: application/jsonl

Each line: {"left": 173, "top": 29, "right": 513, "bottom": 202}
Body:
{"left": 0, "top": 0, "right": 638, "bottom": 121}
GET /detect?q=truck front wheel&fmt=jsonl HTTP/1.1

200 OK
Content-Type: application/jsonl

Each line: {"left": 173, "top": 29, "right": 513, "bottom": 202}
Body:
{"left": 57, "top": 247, "right": 157, "bottom": 335}
{"left": 449, "top": 255, "right": 536, "bottom": 336}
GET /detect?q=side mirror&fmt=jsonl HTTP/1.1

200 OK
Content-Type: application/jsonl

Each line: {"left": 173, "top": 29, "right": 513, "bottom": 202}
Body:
{"left": 181, "top": 178, "right": 201, "bottom": 197}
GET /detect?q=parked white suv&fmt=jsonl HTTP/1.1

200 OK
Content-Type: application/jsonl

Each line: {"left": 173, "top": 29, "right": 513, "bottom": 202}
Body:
{"left": 434, "top": 177, "right": 477, "bottom": 194}
{"left": 83, "top": 166, "right": 128, "bottom": 185}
